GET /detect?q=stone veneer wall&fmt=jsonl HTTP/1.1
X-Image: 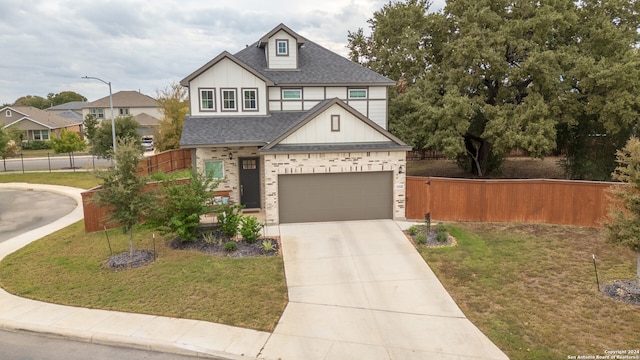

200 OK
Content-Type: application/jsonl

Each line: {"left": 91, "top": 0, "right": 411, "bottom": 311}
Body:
{"left": 195, "top": 147, "right": 264, "bottom": 207}
{"left": 263, "top": 151, "right": 407, "bottom": 224}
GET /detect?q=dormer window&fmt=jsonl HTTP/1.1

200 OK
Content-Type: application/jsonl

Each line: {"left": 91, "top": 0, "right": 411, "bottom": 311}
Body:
{"left": 221, "top": 89, "right": 237, "bottom": 111}
{"left": 276, "top": 39, "right": 289, "bottom": 56}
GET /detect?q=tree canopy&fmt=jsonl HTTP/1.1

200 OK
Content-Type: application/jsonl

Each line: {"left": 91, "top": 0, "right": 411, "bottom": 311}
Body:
{"left": 349, "top": 0, "right": 640, "bottom": 178}
{"left": 13, "top": 91, "right": 87, "bottom": 109}
{"left": 88, "top": 115, "right": 141, "bottom": 159}
{"left": 49, "top": 129, "right": 87, "bottom": 168}
{"left": 154, "top": 82, "right": 189, "bottom": 152}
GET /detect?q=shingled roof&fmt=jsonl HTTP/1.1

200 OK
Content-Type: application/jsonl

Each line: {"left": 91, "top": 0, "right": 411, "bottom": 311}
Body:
{"left": 1, "top": 106, "right": 80, "bottom": 129}
{"left": 83, "top": 91, "right": 158, "bottom": 108}
{"left": 234, "top": 40, "right": 395, "bottom": 86}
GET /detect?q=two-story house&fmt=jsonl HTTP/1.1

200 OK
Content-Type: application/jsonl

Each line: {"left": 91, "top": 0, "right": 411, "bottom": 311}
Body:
{"left": 180, "top": 24, "right": 411, "bottom": 225}
{"left": 82, "top": 90, "right": 162, "bottom": 137}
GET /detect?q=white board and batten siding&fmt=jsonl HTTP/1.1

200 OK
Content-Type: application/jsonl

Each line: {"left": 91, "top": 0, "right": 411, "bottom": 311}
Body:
{"left": 266, "top": 30, "right": 298, "bottom": 70}
{"left": 279, "top": 103, "right": 389, "bottom": 145}
{"left": 188, "top": 58, "right": 268, "bottom": 116}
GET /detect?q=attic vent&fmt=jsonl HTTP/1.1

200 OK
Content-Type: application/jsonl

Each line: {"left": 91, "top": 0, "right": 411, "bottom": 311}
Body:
{"left": 5, "top": 110, "right": 11, "bottom": 117}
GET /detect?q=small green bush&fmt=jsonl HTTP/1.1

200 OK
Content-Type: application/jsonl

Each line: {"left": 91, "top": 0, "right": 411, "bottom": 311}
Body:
{"left": 224, "top": 241, "right": 237, "bottom": 252}
{"left": 202, "top": 232, "right": 215, "bottom": 244}
{"left": 22, "top": 140, "right": 50, "bottom": 150}
{"left": 217, "top": 205, "right": 244, "bottom": 238}
{"left": 240, "top": 216, "right": 263, "bottom": 244}
{"left": 436, "top": 225, "right": 448, "bottom": 243}
{"left": 415, "top": 233, "right": 427, "bottom": 245}
{"left": 407, "top": 225, "right": 420, "bottom": 236}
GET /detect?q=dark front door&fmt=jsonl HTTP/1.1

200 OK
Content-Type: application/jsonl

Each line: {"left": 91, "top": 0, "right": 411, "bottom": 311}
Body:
{"left": 239, "top": 157, "right": 260, "bottom": 209}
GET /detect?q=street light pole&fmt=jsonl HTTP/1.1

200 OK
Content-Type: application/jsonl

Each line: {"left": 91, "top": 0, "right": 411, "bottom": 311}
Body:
{"left": 82, "top": 76, "right": 117, "bottom": 154}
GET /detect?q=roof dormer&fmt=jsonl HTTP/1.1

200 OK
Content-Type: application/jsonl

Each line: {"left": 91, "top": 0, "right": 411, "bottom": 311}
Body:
{"left": 258, "top": 23, "right": 306, "bottom": 70}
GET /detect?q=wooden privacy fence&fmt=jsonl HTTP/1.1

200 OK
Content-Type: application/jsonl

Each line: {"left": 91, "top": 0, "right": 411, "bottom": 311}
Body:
{"left": 137, "top": 148, "right": 192, "bottom": 175}
{"left": 405, "top": 177, "right": 617, "bottom": 227}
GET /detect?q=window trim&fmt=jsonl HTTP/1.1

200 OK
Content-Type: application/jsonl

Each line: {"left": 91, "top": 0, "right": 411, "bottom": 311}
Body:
{"left": 331, "top": 115, "right": 340, "bottom": 132}
{"left": 276, "top": 39, "right": 289, "bottom": 56}
{"left": 282, "top": 88, "right": 302, "bottom": 100}
{"left": 199, "top": 88, "right": 216, "bottom": 112}
{"left": 90, "top": 108, "right": 105, "bottom": 119}
{"left": 348, "top": 88, "right": 368, "bottom": 99}
{"left": 221, "top": 88, "right": 237, "bottom": 112}
{"left": 204, "top": 160, "right": 225, "bottom": 179}
{"left": 241, "top": 88, "right": 258, "bottom": 111}
{"left": 5, "top": 110, "right": 11, "bottom": 117}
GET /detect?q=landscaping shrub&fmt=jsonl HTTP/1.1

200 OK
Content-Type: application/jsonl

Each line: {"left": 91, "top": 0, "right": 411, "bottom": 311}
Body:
{"left": 436, "top": 225, "right": 448, "bottom": 243}
{"left": 217, "top": 205, "right": 244, "bottom": 238}
{"left": 224, "top": 241, "right": 237, "bottom": 252}
{"left": 240, "top": 216, "right": 263, "bottom": 244}
{"left": 261, "top": 239, "right": 275, "bottom": 252}
{"left": 407, "top": 225, "right": 419, "bottom": 236}
{"left": 415, "top": 232, "right": 427, "bottom": 245}
{"left": 22, "top": 140, "right": 50, "bottom": 150}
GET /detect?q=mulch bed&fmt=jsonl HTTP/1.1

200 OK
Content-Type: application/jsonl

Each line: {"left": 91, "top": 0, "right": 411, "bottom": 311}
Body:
{"left": 603, "top": 280, "right": 640, "bottom": 306}
{"left": 169, "top": 226, "right": 280, "bottom": 258}
{"left": 108, "top": 250, "right": 156, "bottom": 271}
{"left": 404, "top": 224, "right": 456, "bottom": 248}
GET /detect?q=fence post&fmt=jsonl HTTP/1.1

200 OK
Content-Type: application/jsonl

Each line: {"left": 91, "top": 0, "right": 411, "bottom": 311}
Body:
{"left": 48, "top": 152, "right": 52, "bottom": 172}
{"left": 20, "top": 153, "right": 24, "bottom": 174}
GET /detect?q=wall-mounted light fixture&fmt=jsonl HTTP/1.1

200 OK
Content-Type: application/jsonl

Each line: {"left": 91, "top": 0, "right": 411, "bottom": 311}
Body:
{"left": 399, "top": 165, "right": 404, "bottom": 174}
{"left": 229, "top": 152, "right": 233, "bottom": 160}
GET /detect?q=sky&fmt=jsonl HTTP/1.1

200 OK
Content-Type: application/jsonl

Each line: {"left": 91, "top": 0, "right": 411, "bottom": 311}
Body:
{"left": 0, "top": 0, "right": 446, "bottom": 105}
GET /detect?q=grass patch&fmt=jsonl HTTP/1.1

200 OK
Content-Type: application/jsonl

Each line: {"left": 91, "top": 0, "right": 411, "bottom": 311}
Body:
{"left": 418, "top": 223, "right": 640, "bottom": 359}
{"left": 0, "top": 172, "right": 100, "bottom": 189}
{"left": 0, "top": 221, "right": 288, "bottom": 332}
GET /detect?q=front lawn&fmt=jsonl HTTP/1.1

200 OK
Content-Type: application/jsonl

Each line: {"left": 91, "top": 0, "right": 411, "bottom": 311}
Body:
{"left": 0, "top": 172, "right": 99, "bottom": 189}
{"left": 419, "top": 223, "right": 640, "bottom": 360}
{"left": 0, "top": 222, "right": 288, "bottom": 332}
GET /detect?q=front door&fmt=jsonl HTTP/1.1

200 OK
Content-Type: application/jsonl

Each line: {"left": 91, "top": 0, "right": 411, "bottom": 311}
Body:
{"left": 239, "top": 157, "right": 260, "bottom": 209}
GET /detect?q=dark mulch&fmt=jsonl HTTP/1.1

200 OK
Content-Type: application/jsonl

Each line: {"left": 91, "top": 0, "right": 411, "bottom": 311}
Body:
{"left": 603, "top": 280, "right": 640, "bottom": 306}
{"left": 170, "top": 226, "right": 279, "bottom": 258}
{"left": 108, "top": 250, "right": 156, "bottom": 270}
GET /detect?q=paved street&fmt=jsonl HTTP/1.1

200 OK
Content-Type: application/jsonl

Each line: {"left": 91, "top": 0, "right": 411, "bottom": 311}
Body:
{"left": 0, "top": 189, "right": 77, "bottom": 242}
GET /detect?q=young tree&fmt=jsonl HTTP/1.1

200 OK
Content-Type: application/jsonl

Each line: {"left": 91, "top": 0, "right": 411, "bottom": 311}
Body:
{"left": 49, "top": 129, "right": 87, "bottom": 168}
{"left": 605, "top": 137, "right": 640, "bottom": 286}
{"left": 154, "top": 82, "right": 189, "bottom": 152}
{"left": 90, "top": 115, "right": 141, "bottom": 158}
{"left": 91, "top": 137, "right": 153, "bottom": 258}
{"left": 83, "top": 114, "right": 99, "bottom": 144}
{"left": 0, "top": 128, "right": 19, "bottom": 171}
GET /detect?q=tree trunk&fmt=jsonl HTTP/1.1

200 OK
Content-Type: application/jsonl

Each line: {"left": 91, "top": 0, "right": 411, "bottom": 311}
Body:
{"left": 129, "top": 227, "right": 135, "bottom": 259}
{"left": 464, "top": 133, "right": 492, "bottom": 177}
{"left": 68, "top": 152, "right": 73, "bottom": 168}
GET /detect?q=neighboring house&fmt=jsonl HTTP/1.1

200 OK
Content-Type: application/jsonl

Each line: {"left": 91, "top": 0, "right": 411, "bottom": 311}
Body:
{"left": 81, "top": 90, "right": 162, "bottom": 137}
{"left": 0, "top": 106, "right": 82, "bottom": 141}
{"left": 179, "top": 23, "right": 411, "bottom": 225}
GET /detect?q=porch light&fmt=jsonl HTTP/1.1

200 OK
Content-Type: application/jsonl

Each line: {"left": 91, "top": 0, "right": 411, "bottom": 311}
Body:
{"left": 399, "top": 165, "right": 404, "bottom": 174}
{"left": 229, "top": 152, "right": 233, "bottom": 160}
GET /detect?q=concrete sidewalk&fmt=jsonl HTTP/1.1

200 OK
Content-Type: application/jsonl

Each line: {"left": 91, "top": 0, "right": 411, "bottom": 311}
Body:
{"left": 0, "top": 183, "right": 508, "bottom": 360}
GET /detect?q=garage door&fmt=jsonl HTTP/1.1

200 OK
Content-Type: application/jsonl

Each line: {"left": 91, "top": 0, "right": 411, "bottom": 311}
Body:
{"left": 278, "top": 172, "right": 393, "bottom": 223}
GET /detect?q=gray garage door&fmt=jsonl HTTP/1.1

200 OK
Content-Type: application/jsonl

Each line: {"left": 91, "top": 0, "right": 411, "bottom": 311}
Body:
{"left": 278, "top": 171, "right": 393, "bottom": 223}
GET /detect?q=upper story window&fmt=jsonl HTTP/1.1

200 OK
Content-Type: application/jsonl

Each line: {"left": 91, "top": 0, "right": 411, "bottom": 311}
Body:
{"left": 200, "top": 88, "right": 216, "bottom": 111}
{"left": 5, "top": 110, "right": 11, "bottom": 117}
{"left": 221, "top": 89, "right": 237, "bottom": 111}
{"left": 282, "top": 89, "right": 302, "bottom": 100}
{"left": 89, "top": 108, "right": 105, "bottom": 119}
{"left": 119, "top": 108, "right": 130, "bottom": 116}
{"left": 242, "top": 88, "right": 258, "bottom": 111}
{"left": 276, "top": 39, "right": 289, "bottom": 56}
{"left": 348, "top": 89, "right": 368, "bottom": 99}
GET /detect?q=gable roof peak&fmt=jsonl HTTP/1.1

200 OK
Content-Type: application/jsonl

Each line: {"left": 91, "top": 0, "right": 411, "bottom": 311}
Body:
{"left": 180, "top": 51, "right": 274, "bottom": 87}
{"left": 258, "top": 23, "right": 306, "bottom": 48}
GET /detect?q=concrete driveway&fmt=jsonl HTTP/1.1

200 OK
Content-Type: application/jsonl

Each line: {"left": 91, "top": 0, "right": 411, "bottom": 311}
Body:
{"left": 259, "top": 220, "right": 508, "bottom": 360}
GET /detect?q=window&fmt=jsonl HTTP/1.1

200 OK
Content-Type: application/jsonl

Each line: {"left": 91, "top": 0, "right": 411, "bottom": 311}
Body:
{"left": 242, "top": 159, "right": 257, "bottom": 170}
{"left": 119, "top": 108, "right": 129, "bottom": 116}
{"left": 5, "top": 110, "right": 11, "bottom": 117}
{"left": 33, "top": 130, "right": 50, "bottom": 141}
{"left": 348, "top": 89, "right": 368, "bottom": 99}
{"left": 221, "top": 89, "right": 237, "bottom": 111}
{"left": 200, "top": 88, "right": 216, "bottom": 111}
{"left": 89, "top": 108, "right": 104, "bottom": 119}
{"left": 242, "top": 89, "right": 258, "bottom": 111}
{"left": 282, "top": 89, "right": 302, "bottom": 100}
{"left": 276, "top": 39, "right": 289, "bottom": 56}
{"left": 205, "top": 160, "right": 224, "bottom": 179}
{"left": 331, "top": 115, "right": 340, "bottom": 132}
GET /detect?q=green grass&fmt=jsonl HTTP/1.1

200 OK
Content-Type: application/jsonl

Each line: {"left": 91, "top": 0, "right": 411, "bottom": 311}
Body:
{"left": 419, "top": 223, "right": 640, "bottom": 359}
{"left": 0, "top": 172, "right": 100, "bottom": 189}
{"left": 0, "top": 222, "right": 288, "bottom": 332}
{"left": 19, "top": 149, "right": 92, "bottom": 158}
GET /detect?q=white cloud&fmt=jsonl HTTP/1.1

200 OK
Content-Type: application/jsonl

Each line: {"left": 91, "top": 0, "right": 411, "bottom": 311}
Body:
{"left": 0, "top": 0, "right": 446, "bottom": 104}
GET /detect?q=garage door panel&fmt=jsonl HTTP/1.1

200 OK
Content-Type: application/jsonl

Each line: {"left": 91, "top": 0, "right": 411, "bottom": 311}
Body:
{"left": 278, "top": 172, "right": 392, "bottom": 223}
